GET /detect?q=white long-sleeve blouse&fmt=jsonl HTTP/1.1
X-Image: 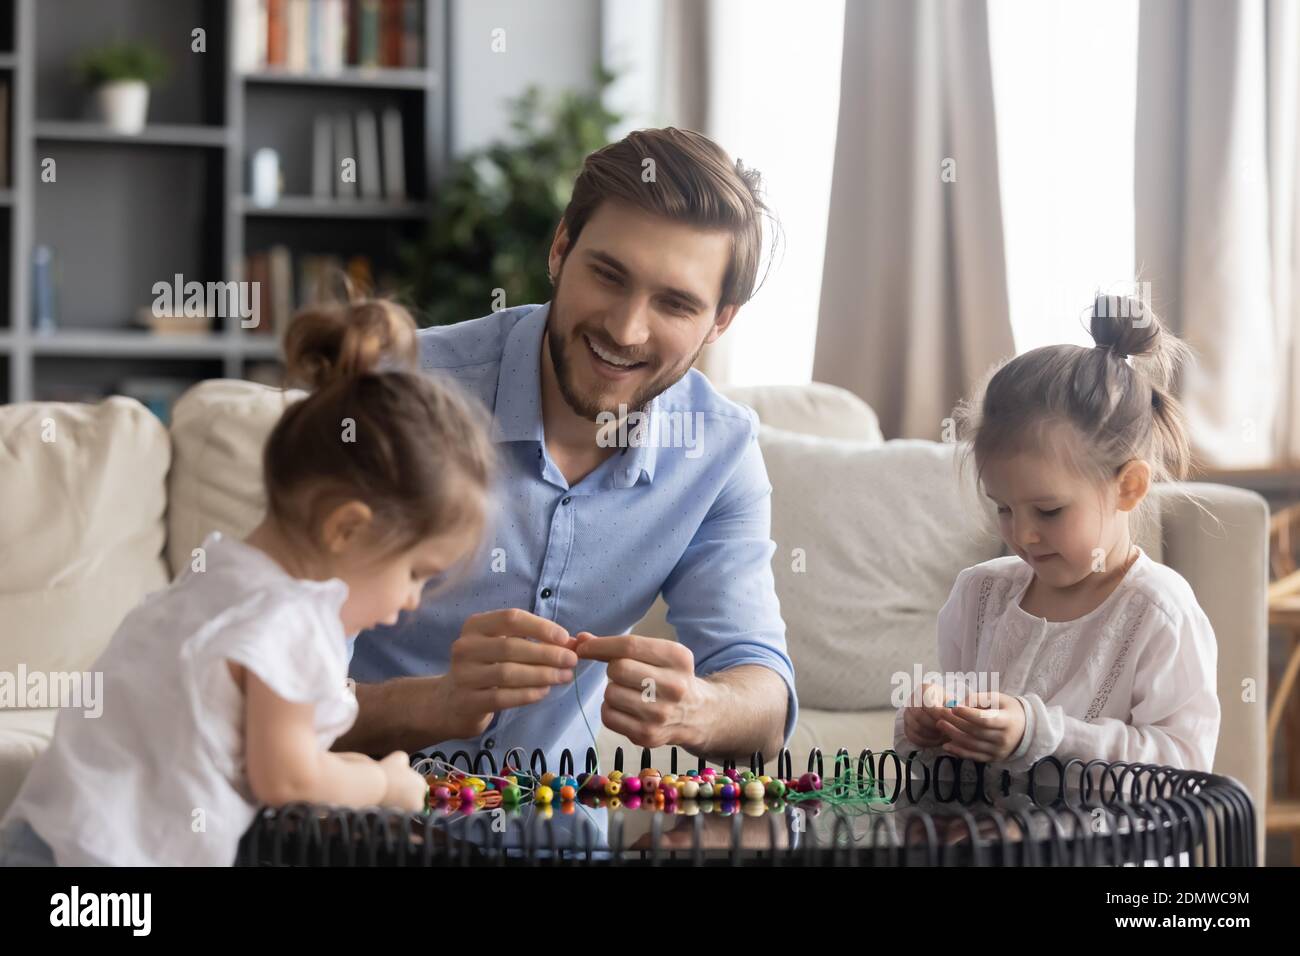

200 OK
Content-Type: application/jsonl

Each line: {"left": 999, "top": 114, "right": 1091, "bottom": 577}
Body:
{"left": 893, "top": 549, "right": 1220, "bottom": 773}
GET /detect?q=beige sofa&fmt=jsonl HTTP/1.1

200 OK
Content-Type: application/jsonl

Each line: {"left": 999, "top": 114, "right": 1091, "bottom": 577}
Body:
{"left": 0, "top": 380, "right": 1270, "bottom": 857}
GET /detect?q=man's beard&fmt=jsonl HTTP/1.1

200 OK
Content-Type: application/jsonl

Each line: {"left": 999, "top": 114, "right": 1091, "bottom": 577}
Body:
{"left": 547, "top": 288, "right": 709, "bottom": 423}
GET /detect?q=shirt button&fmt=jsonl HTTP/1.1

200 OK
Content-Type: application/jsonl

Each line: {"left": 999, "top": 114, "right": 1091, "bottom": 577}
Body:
{"left": 541, "top": 587, "right": 553, "bottom": 599}
{"left": 484, "top": 737, "right": 496, "bottom": 749}
{"left": 562, "top": 496, "right": 572, "bottom": 505}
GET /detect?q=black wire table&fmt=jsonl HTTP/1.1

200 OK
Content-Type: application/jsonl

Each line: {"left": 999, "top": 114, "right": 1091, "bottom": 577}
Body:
{"left": 235, "top": 746, "right": 1257, "bottom": 867}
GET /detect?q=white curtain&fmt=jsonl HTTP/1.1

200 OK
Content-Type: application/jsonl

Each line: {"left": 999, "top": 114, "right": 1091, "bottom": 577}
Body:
{"left": 814, "top": 0, "right": 1015, "bottom": 440}
{"left": 601, "top": 0, "right": 843, "bottom": 387}
{"left": 1136, "top": 0, "right": 1300, "bottom": 466}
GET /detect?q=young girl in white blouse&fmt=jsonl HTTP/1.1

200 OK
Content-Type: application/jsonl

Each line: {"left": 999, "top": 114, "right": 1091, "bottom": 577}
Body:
{"left": 896, "top": 295, "right": 1220, "bottom": 773}
{"left": 0, "top": 299, "right": 495, "bottom": 866}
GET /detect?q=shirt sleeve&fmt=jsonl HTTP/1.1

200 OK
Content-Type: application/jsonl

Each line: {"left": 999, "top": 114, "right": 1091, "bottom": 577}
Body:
{"left": 1005, "top": 598, "right": 1220, "bottom": 772}
{"left": 190, "top": 591, "right": 347, "bottom": 709}
{"left": 893, "top": 567, "right": 977, "bottom": 759}
{"left": 658, "top": 417, "right": 798, "bottom": 745}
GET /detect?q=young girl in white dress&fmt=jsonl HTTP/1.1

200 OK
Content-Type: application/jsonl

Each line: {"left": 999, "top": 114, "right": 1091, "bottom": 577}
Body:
{"left": 0, "top": 299, "right": 495, "bottom": 865}
{"left": 896, "top": 295, "right": 1220, "bottom": 773}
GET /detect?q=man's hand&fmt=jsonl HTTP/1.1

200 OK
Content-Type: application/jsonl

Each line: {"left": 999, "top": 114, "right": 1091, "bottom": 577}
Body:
{"left": 573, "top": 632, "right": 711, "bottom": 751}
{"left": 433, "top": 609, "right": 578, "bottom": 741}
{"left": 934, "top": 691, "right": 1026, "bottom": 763}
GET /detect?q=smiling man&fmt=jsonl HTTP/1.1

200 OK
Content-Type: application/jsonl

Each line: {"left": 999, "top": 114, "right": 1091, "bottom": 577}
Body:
{"left": 338, "top": 128, "right": 796, "bottom": 764}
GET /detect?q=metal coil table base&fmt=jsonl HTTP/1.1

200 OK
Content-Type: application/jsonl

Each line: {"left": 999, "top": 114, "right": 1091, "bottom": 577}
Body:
{"left": 234, "top": 746, "right": 1256, "bottom": 867}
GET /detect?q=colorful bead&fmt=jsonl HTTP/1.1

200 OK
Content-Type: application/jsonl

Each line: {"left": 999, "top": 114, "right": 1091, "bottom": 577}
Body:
{"left": 608, "top": 770, "right": 623, "bottom": 782}
{"left": 719, "top": 783, "right": 737, "bottom": 800}
{"left": 433, "top": 787, "right": 451, "bottom": 802}
{"left": 623, "top": 776, "right": 643, "bottom": 794}
{"left": 540, "top": 772, "right": 557, "bottom": 787}
{"left": 797, "top": 773, "right": 822, "bottom": 793}
{"left": 605, "top": 780, "right": 622, "bottom": 797}
{"left": 697, "top": 781, "right": 714, "bottom": 799}
{"left": 743, "top": 781, "right": 766, "bottom": 801}
{"left": 765, "top": 779, "right": 786, "bottom": 798}
{"left": 535, "top": 785, "right": 554, "bottom": 805}
{"left": 559, "top": 785, "right": 576, "bottom": 802}
{"left": 682, "top": 780, "right": 700, "bottom": 799}
{"left": 502, "top": 785, "right": 521, "bottom": 805}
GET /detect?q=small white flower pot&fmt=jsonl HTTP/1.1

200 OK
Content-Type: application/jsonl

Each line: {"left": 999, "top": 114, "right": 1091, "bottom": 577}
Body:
{"left": 94, "top": 80, "right": 150, "bottom": 134}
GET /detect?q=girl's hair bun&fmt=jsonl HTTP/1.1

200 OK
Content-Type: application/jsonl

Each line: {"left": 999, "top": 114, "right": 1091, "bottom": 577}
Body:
{"left": 1089, "top": 292, "right": 1161, "bottom": 361}
{"left": 282, "top": 299, "right": 419, "bottom": 391}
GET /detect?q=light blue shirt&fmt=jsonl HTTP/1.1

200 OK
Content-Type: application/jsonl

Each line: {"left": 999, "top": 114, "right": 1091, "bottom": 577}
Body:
{"left": 349, "top": 303, "right": 796, "bottom": 764}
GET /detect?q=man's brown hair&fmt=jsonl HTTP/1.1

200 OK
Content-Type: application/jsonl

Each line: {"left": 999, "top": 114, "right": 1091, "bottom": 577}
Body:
{"left": 559, "top": 127, "right": 775, "bottom": 310}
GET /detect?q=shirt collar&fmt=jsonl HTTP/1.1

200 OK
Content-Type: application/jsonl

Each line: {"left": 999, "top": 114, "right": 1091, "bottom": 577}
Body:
{"left": 489, "top": 302, "right": 659, "bottom": 486}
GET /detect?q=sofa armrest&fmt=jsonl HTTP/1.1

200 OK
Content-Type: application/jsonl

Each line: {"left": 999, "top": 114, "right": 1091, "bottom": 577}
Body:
{"left": 1153, "top": 481, "right": 1268, "bottom": 857}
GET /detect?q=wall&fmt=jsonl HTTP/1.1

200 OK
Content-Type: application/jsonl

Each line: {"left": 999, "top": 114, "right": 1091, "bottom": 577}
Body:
{"left": 450, "top": 0, "right": 602, "bottom": 155}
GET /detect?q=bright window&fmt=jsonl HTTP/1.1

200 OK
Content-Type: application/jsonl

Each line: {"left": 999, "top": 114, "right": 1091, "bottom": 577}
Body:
{"left": 987, "top": 0, "right": 1139, "bottom": 353}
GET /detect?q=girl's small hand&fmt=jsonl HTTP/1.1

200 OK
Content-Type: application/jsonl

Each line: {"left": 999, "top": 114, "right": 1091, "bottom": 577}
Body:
{"left": 902, "top": 705, "right": 947, "bottom": 748}
{"left": 901, "top": 682, "right": 949, "bottom": 748}
{"left": 935, "top": 691, "right": 1026, "bottom": 763}
{"left": 378, "top": 750, "right": 428, "bottom": 811}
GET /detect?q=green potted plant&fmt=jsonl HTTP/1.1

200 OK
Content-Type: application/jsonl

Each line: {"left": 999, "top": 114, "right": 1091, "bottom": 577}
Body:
{"left": 401, "top": 68, "right": 621, "bottom": 326}
{"left": 74, "top": 42, "right": 169, "bottom": 135}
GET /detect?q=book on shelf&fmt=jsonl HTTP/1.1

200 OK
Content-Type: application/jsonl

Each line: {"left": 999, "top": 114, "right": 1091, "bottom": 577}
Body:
{"left": 287, "top": 0, "right": 309, "bottom": 72}
{"left": 0, "top": 77, "right": 10, "bottom": 189}
{"left": 266, "top": 0, "right": 287, "bottom": 67}
{"left": 381, "top": 107, "right": 406, "bottom": 199}
{"left": 305, "top": 108, "right": 406, "bottom": 201}
{"left": 355, "top": 109, "right": 382, "bottom": 199}
{"left": 333, "top": 113, "right": 358, "bottom": 198}
{"left": 237, "top": 0, "right": 422, "bottom": 74}
{"left": 244, "top": 249, "right": 384, "bottom": 335}
{"left": 269, "top": 245, "right": 295, "bottom": 340}
{"left": 312, "top": 114, "right": 333, "bottom": 198}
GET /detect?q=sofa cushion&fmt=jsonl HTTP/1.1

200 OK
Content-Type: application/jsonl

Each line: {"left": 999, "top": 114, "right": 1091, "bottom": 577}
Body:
{"left": 167, "top": 379, "right": 307, "bottom": 578}
{"left": 0, "top": 708, "right": 58, "bottom": 818}
{"left": 722, "top": 382, "right": 883, "bottom": 443}
{"left": 0, "top": 397, "right": 170, "bottom": 675}
{"left": 759, "top": 428, "right": 1003, "bottom": 710}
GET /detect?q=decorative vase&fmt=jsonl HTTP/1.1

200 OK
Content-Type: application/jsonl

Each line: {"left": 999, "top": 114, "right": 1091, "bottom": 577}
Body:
{"left": 94, "top": 80, "right": 149, "bottom": 134}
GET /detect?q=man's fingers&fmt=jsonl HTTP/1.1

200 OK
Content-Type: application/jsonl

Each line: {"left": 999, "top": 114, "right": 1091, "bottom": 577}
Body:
{"left": 604, "top": 681, "right": 657, "bottom": 717}
{"left": 460, "top": 660, "right": 574, "bottom": 690}
{"left": 464, "top": 609, "right": 574, "bottom": 647}
{"left": 574, "top": 634, "right": 687, "bottom": 668}
{"left": 600, "top": 700, "right": 645, "bottom": 741}
{"left": 462, "top": 686, "right": 552, "bottom": 712}
{"left": 456, "top": 634, "right": 578, "bottom": 669}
